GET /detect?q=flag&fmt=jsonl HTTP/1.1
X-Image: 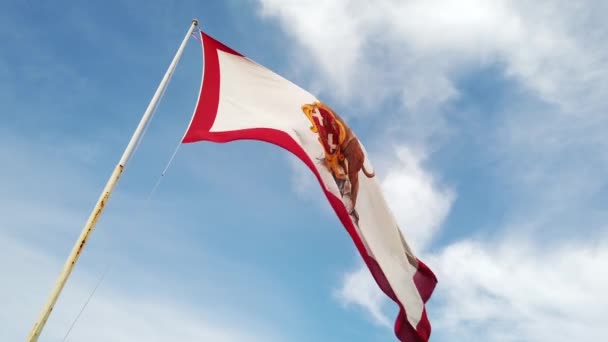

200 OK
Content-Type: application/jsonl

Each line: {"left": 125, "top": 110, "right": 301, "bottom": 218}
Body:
{"left": 182, "top": 31, "right": 437, "bottom": 342}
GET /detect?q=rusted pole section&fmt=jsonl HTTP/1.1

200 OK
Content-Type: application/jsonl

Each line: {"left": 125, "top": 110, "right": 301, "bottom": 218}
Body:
{"left": 26, "top": 19, "right": 199, "bottom": 342}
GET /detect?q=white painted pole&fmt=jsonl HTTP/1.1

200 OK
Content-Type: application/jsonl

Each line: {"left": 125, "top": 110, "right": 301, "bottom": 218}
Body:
{"left": 26, "top": 19, "right": 199, "bottom": 342}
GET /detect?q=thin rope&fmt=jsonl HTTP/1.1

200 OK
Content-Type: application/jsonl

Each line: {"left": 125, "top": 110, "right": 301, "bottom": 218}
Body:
{"left": 60, "top": 142, "right": 184, "bottom": 340}
{"left": 60, "top": 66, "right": 184, "bottom": 342}
{"left": 191, "top": 30, "right": 202, "bottom": 42}
{"left": 141, "top": 141, "right": 183, "bottom": 206}
{"left": 61, "top": 265, "right": 109, "bottom": 342}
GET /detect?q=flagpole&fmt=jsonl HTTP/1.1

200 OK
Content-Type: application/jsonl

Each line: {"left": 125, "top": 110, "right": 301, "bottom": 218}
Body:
{"left": 26, "top": 19, "right": 199, "bottom": 342}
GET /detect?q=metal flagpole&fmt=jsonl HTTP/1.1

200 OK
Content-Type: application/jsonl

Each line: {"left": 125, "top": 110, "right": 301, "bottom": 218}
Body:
{"left": 26, "top": 18, "right": 199, "bottom": 342}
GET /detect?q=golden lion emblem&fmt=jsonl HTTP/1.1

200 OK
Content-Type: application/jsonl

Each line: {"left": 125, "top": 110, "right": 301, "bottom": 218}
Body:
{"left": 301, "top": 101, "right": 375, "bottom": 219}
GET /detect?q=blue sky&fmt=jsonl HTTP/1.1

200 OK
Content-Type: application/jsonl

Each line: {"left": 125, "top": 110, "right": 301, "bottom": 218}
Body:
{"left": 1, "top": 1, "right": 607, "bottom": 341}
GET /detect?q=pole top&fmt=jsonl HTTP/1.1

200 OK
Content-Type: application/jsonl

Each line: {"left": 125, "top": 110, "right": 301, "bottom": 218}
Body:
{"left": 192, "top": 18, "right": 199, "bottom": 26}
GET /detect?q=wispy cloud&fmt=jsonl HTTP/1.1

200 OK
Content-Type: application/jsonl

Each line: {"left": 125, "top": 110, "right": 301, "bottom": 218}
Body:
{"left": 257, "top": 0, "right": 608, "bottom": 111}
{"left": 334, "top": 265, "right": 392, "bottom": 328}
{"left": 428, "top": 228, "right": 608, "bottom": 341}
{"left": 257, "top": 0, "right": 608, "bottom": 339}
{"left": 380, "top": 147, "right": 455, "bottom": 252}
{"left": 0, "top": 234, "right": 281, "bottom": 342}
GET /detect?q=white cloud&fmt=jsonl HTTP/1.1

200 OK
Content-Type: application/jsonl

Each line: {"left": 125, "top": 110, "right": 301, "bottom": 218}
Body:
{"left": 257, "top": 0, "right": 366, "bottom": 100}
{"left": 257, "top": 0, "right": 608, "bottom": 115}
{"left": 381, "top": 147, "right": 454, "bottom": 252}
{"left": 427, "top": 229, "right": 608, "bottom": 341}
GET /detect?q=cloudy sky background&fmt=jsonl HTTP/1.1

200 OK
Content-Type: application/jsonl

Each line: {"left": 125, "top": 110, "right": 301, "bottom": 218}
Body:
{"left": 1, "top": 0, "right": 607, "bottom": 341}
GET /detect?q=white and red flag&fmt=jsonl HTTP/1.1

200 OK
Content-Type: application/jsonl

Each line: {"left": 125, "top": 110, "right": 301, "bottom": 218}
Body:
{"left": 182, "top": 31, "right": 437, "bottom": 342}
